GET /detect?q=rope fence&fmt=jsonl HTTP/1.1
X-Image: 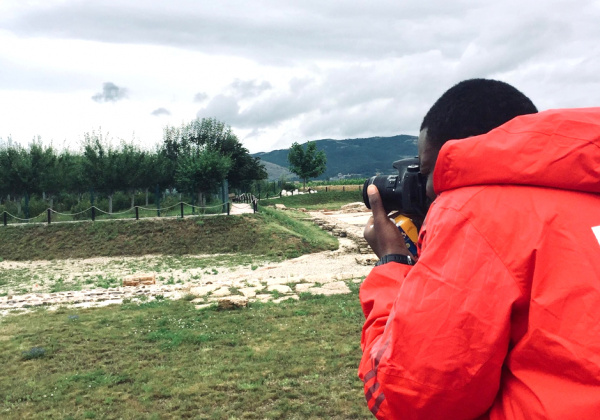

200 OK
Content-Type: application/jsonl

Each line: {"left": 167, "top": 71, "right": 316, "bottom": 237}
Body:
{"left": 1, "top": 185, "right": 358, "bottom": 226}
{"left": 1, "top": 197, "right": 260, "bottom": 227}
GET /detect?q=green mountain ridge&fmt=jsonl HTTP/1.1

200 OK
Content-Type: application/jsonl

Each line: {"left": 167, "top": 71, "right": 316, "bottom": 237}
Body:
{"left": 253, "top": 135, "right": 418, "bottom": 180}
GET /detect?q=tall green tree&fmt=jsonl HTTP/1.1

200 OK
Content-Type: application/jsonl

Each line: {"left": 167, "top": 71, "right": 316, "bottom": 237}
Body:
{"left": 116, "top": 142, "right": 147, "bottom": 208}
{"left": 36, "top": 143, "right": 60, "bottom": 208}
{"left": 161, "top": 117, "right": 266, "bottom": 194}
{"left": 287, "top": 141, "right": 327, "bottom": 189}
{"left": 140, "top": 150, "right": 167, "bottom": 206}
{"left": 175, "top": 148, "right": 231, "bottom": 206}
{"left": 82, "top": 131, "right": 123, "bottom": 213}
{"left": 56, "top": 150, "right": 86, "bottom": 201}
{"left": 0, "top": 141, "right": 11, "bottom": 205}
{"left": 0, "top": 144, "right": 24, "bottom": 212}
{"left": 3, "top": 140, "right": 58, "bottom": 217}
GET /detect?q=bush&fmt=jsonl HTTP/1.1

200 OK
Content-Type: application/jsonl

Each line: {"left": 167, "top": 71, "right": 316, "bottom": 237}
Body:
{"left": 25, "top": 195, "right": 48, "bottom": 220}
{"left": 53, "top": 192, "right": 79, "bottom": 212}
{"left": 70, "top": 201, "right": 93, "bottom": 221}
{"left": 109, "top": 191, "right": 132, "bottom": 213}
{"left": 0, "top": 200, "right": 19, "bottom": 218}
{"left": 22, "top": 346, "right": 46, "bottom": 360}
{"left": 281, "top": 181, "right": 297, "bottom": 191}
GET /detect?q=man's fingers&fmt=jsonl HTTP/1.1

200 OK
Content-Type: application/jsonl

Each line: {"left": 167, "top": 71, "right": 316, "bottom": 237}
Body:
{"left": 367, "top": 184, "right": 387, "bottom": 220}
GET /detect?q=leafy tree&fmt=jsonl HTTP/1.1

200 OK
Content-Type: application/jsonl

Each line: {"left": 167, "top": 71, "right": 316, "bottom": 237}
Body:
{"left": 116, "top": 142, "right": 147, "bottom": 208}
{"left": 175, "top": 148, "right": 231, "bottom": 206}
{"left": 161, "top": 117, "right": 267, "bottom": 194}
{"left": 0, "top": 144, "right": 24, "bottom": 212}
{"left": 82, "top": 131, "right": 123, "bottom": 213}
{"left": 56, "top": 150, "right": 86, "bottom": 201}
{"left": 287, "top": 141, "right": 327, "bottom": 189}
{"left": 218, "top": 138, "right": 267, "bottom": 191}
{"left": 1, "top": 140, "right": 58, "bottom": 217}
{"left": 140, "top": 150, "right": 166, "bottom": 206}
{"left": 35, "top": 143, "right": 60, "bottom": 208}
{"left": 0, "top": 142, "right": 11, "bottom": 205}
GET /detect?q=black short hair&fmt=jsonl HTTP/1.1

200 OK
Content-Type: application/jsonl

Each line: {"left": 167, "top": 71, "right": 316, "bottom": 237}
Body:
{"left": 420, "top": 78, "right": 537, "bottom": 148}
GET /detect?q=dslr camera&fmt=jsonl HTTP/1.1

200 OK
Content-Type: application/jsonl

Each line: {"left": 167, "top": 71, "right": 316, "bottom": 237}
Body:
{"left": 362, "top": 157, "right": 430, "bottom": 227}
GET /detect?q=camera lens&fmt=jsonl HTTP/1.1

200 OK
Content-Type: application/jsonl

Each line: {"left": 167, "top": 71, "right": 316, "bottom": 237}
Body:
{"left": 362, "top": 175, "right": 404, "bottom": 214}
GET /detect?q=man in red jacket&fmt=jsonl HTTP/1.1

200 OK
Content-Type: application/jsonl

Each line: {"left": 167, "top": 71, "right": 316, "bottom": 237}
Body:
{"left": 359, "top": 79, "right": 600, "bottom": 419}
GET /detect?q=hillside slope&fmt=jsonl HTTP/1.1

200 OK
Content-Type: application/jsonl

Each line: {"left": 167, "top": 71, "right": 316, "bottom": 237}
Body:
{"left": 253, "top": 135, "right": 417, "bottom": 180}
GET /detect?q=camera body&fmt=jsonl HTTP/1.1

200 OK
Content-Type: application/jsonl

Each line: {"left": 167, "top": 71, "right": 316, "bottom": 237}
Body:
{"left": 362, "top": 157, "right": 429, "bottom": 226}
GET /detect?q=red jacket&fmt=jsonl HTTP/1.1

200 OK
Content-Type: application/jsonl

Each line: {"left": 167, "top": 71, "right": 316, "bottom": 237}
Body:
{"left": 359, "top": 108, "right": 600, "bottom": 419}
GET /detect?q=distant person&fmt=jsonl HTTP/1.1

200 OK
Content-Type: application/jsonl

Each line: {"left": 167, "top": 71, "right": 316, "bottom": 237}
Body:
{"left": 359, "top": 78, "right": 600, "bottom": 418}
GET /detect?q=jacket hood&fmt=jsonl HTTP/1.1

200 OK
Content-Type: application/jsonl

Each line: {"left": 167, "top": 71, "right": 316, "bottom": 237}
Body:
{"left": 434, "top": 107, "right": 600, "bottom": 195}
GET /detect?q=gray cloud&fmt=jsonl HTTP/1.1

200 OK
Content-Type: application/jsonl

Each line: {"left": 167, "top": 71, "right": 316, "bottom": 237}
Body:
{"left": 229, "top": 79, "right": 272, "bottom": 98}
{"left": 193, "top": 92, "right": 208, "bottom": 102}
{"left": 151, "top": 107, "right": 171, "bottom": 116}
{"left": 0, "top": 1, "right": 527, "bottom": 64}
{"left": 92, "top": 82, "right": 128, "bottom": 103}
{"left": 3, "top": 1, "right": 598, "bottom": 71}
{"left": 198, "top": 57, "right": 450, "bottom": 138}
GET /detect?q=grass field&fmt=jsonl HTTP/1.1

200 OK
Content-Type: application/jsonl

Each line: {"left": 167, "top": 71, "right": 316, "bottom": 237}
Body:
{"left": 258, "top": 190, "right": 363, "bottom": 211}
{"left": 0, "top": 207, "right": 337, "bottom": 262}
{"left": 0, "top": 283, "right": 371, "bottom": 419}
{"left": 0, "top": 191, "right": 372, "bottom": 419}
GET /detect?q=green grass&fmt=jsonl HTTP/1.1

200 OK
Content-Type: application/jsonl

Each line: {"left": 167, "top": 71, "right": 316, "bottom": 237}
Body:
{"left": 0, "top": 211, "right": 337, "bottom": 262}
{"left": 259, "top": 190, "right": 362, "bottom": 211}
{"left": 0, "top": 282, "right": 371, "bottom": 419}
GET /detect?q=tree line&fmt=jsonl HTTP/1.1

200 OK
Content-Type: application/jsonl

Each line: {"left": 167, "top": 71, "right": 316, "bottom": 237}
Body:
{"left": 0, "top": 118, "right": 267, "bottom": 218}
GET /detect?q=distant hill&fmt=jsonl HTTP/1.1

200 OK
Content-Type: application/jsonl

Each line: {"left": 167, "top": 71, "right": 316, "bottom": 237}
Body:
{"left": 260, "top": 160, "right": 293, "bottom": 181}
{"left": 253, "top": 135, "right": 418, "bottom": 180}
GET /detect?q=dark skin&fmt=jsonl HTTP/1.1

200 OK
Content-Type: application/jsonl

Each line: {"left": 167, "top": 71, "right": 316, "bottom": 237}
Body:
{"left": 364, "top": 128, "right": 440, "bottom": 258}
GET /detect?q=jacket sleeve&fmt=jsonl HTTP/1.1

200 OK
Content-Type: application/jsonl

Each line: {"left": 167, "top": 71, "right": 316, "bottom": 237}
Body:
{"left": 358, "top": 205, "right": 522, "bottom": 420}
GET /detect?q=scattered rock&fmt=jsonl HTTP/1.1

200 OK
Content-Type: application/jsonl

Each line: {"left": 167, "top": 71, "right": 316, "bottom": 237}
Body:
{"left": 254, "top": 294, "right": 273, "bottom": 303}
{"left": 239, "top": 287, "right": 260, "bottom": 298}
{"left": 307, "top": 281, "right": 351, "bottom": 296}
{"left": 295, "top": 283, "right": 315, "bottom": 293}
{"left": 217, "top": 296, "right": 248, "bottom": 309}
{"left": 355, "top": 255, "right": 377, "bottom": 266}
{"left": 189, "top": 284, "right": 221, "bottom": 296}
{"left": 340, "top": 202, "right": 368, "bottom": 213}
{"left": 267, "top": 284, "right": 293, "bottom": 294}
{"left": 123, "top": 273, "right": 156, "bottom": 286}
{"left": 264, "top": 277, "right": 294, "bottom": 286}
{"left": 273, "top": 295, "right": 300, "bottom": 303}
{"left": 210, "top": 287, "right": 233, "bottom": 297}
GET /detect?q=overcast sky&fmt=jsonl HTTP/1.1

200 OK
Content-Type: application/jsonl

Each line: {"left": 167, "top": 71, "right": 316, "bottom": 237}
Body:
{"left": 1, "top": 0, "right": 599, "bottom": 153}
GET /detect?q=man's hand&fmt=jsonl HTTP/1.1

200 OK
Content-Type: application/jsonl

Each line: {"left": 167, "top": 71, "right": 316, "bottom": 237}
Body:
{"left": 363, "top": 185, "right": 413, "bottom": 259}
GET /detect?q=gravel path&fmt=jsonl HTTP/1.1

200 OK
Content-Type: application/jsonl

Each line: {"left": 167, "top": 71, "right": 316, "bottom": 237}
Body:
{"left": 0, "top": 207, "right": 376, "bottom": 315}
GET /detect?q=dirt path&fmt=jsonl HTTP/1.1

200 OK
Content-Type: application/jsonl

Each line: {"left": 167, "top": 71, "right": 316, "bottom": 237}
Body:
{"left": 0, "top": 207, "right": 376, "bottom": 315}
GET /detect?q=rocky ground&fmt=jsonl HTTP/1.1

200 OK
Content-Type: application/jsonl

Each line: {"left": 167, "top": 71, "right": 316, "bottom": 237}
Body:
{"left": 0, "top": 204, "right": 376, "bottom": 316}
